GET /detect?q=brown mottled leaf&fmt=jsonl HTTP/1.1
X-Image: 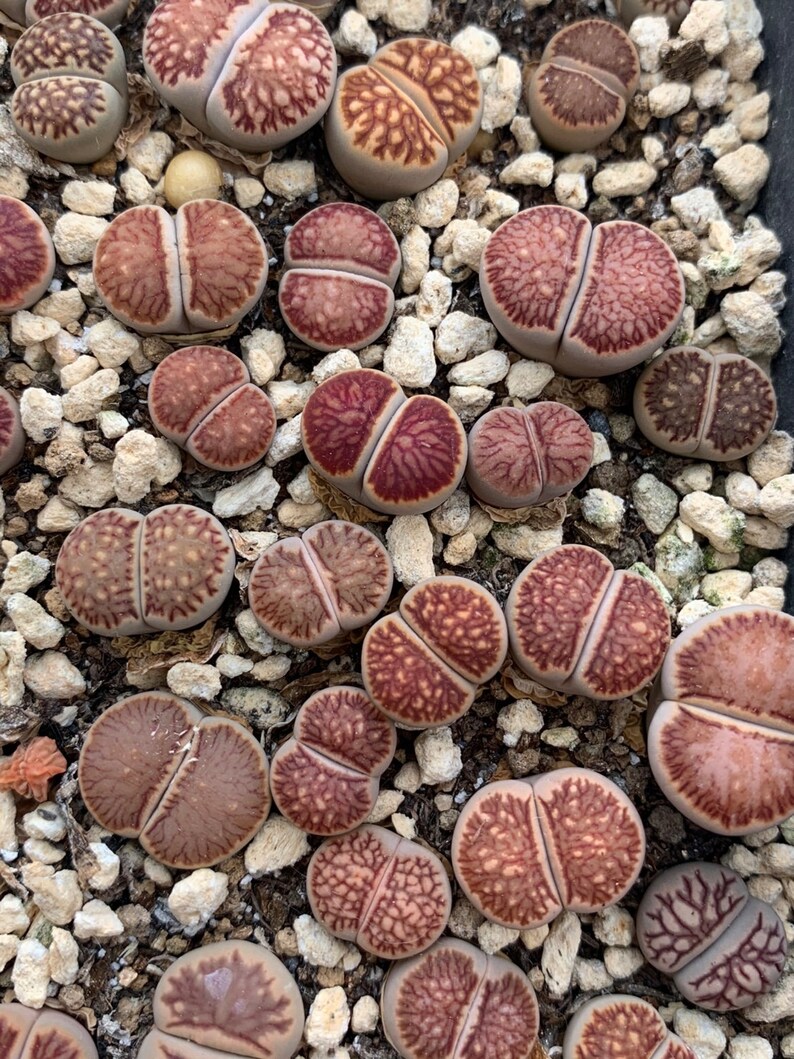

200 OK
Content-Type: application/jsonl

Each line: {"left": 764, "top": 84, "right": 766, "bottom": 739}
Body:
{"left": 490, "top": 755, "right": 515, "bottom": 782}
{"left": 112, "top": 617, "right": 223, "bottom": 679}
{"left": 0, "top": 860, "right": 27, "bottom": 898}
{"left": 308, "top": 469, "right": 389, "bottom": 524}
{"left": 541, "top": 376, "right": 612, "bottom": 411}
{"left": 480, "top": 495, "right": 569, "bottom": 527}
{"left": 500, "top": 664, "right": 567, "bottom": 707}
{"left": 575, "top": 520, "right": 622, "bottom": 549}
{"left": 56, "top": 769, "right": 100, "bottom": 889}
{"left": 280, "top": 670, "right": 364, "bottom": 706}
{"left": 623, "top": 713, "right": 647, "bottom": 755}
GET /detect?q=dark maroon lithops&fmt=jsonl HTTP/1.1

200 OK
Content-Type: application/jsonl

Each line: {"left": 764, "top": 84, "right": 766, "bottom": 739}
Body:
{"left": 467, "top": 401, "right": 593, "bottom": 509}
{"left": 307, "top": 824, "right": 452, "bottom": 959}
{"left": 381, "top": 938, "right": 540, "bottom": 1059}
{"left": 0, "top": 195, "right": 56, "bottom": 313}
{"left": 506, "top": 544, "right": 670, "bottom": 699}
{"left": 0, "top": 1005, "right": 98, "bottom": 1059}
{"left": 270, "top": 686, "right": 396, "bottom": 835}
{"left": 617, "top": 0, "right": 692, "bottom": 30}
{"left": 563, "top": 995, "right": 695, "bottom": 1059}
{"left": 363, "top": 576, "right": 507, "bottom": 729}
{"left": 249, "top": 520, "right": 393, "bottom": 648}
{"left": 481, "top": 205, "right": 685, "bottom": 377}
{"left": 149, "top": 346, "right": 276, "bottom": 471}
{"left": 0, "top": 389, "right": 26, "bottom": 476}
{"left": 634, "top": 345, "right": 777, "bottom": 461}
{"left": 637, "top": 862, "right": 787, "bottom": 1011}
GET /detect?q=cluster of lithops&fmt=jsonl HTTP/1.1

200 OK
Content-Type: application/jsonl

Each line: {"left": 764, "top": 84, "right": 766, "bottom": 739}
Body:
{"left": 647, "top": 606, "right": 794, "bottom": 834}
{"left": 481, "top": 206, "right": 685, "bottom": 376}
{"left": 0, "top": 1005, "right": 98, "bottom": 1059}
{"left": 452, "top": 768, "right": 645, "bottom": 929}
{"left": 10, "top": 13, "right": 128, "bottom": 163}
{"left": 148, "top": 346, "right": 276, "bottom": 471}
{"left": 0, "top": 195, "right": 56, "bottom": 313}
{"left": 616, "top": 0, "right": 692, "bottom": 29}
{"left": 249, "top": 520, "right": 393, "bottom": 647}
{"left": 279, "top": 203, "right": 401, "bottom": 351}
{"left": 143, "top": 0, "right": 335, "bottom": 152}
{"left": 363, "top": 576, "right": 507, "bottom": 728}
{"left": 302, "top": 369, "right": 467, "bottom": 514}
{"left": 506, "top": 544, "right": 670, "bottom": 699}
{"left": 637, "top": 862, "right": 787, "bottom": 1011}
{"left": 270, "top": 686, "right": 396, "bottom": 835}
{"left": 0, "top": 389, "right": 25, "bottom": 476}
{"left": 79, "top": 693, "right": 270, "bottom": 869}
{"left": 381, "top": 939, "right": 540, "bottom": 1059}
{"left": 138, "top": 941, "right": 304, "bottom": 1059}
{"left": 0, "top": 0, "right": 129, "bottom": 26}
{"left": 634, "top": 345, "right": 777, "bottom": 460}
{"left": 325, "top": 37, "right": 482, "bottom": 199}
{"left": 55, "top": 505, "right": 235, "bottom": 635}
{"left": 563, "top": 995, "right": 695, "bottom": 1059}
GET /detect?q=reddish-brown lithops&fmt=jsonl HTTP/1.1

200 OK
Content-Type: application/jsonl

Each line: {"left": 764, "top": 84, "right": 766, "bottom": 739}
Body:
{"left": 617, "top": 0, "right": 692, "bottom": 30}
{"left": 143, "top": 0, "right": 335, "bottom": 152}
{"left": 279, "top": 203, "right": 400, "bottom": 351}
{"left": 0, "top": 389, "right": 25, "bottom": 476}
{"left": 325, "top": 37, "right": 483, "bottom": 200}
{"left": 148, "top": 346, "right": 276, "bottom": 471}
{"left": 647, "top": 606, "right": 794, "bottom": 835}
{"left": 249, "top": 520, "right": 393, "bottom": 648}
{"left": 481, "top": 206, "right": 685, "bottom": 377}
{"left": 270, "top": 686, "right": 396, "bottom": 835}
{"left": 636, "top": 862, "right": 787, "bottom": 1011}
{"left": 0, "top": 195, "right": 56, "bottom": 313}
{"left": 0, "top": 1004, "right": 98, "bottom": 1059}
{"left": 79, "top": 693, "right": 270, "bottom": 869}
{"left": 634, "top": 345, "right": 777, "bottom": 461}
{"left": 467, "top": 401, "right": 593, "bottom": 509}
{"left": 381, "top": 938, "right": 540, "bottom": 1059}
{"left": 55, "top": 504, "right": 235, "bottom": 636}
{"left": 452, "top": 768, "right": 645, "bottom": 929}
{"left": 137, "top": 940, "right": 304, "bottom": 1059}
{"left": 93, "top": 200, "right": 268, "bottom": 335}
{"left": 363, "top": 576, "right": 507, "bottom": 729}
{"left": 307, "top": 824, "right": 452, "bottom": 959}
{"left": 302, "top": 369, "right": 467, "bottom": 514}
{"left": 0, "top": 0, "right": 130, "bottom": 26}
{"left": 563, "top": 995, "right": 695, "bottom": 1059}
{"left": 506, "top": 544, "right": 670, "bottom": 699}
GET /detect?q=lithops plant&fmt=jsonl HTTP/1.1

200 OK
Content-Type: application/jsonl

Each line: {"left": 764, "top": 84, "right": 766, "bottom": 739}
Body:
{"left": 634, "top": 345, "right": 777, "bottom": 461}
{"left": 616, "top": 0, "right": 692, "bottom": 30}
{"left": 143, "top": 0, "right": 335, "bottom": 152}
{"left": 325, "top": 37, "right": 483, "bottom": 199}
{"left": 302, "top": 369, "right": 467, "bottom": 514}
{"left": 481, "top": 206, "right": 685, "bottom": 377}
{"left": 636, "top": 862, "right": 787, "bottom": 1011}
{"left": 0, "top": 195, "right": 56, "bottom": 313}
{"left": 0, "top": 0, "right": 130, "bottom": 27}
{"left": 10, "top": 13, "right": 128, "bottom": 163}
{"left": 79, "top": 693, "right": 270, "bottom": 869}
{"left": 270, "top": 686, "right": 396, "bottom": 835}
{"left": 148, "top": 346, "right": 276, "bottom": 471}
{"left": 307, "top": 824, "right": 452, "bottom": 959}
{"left": 249, "top": 520, "right": 393, "bottom": 648}
{"left": 363, "top": 576, "right": 507, "bottom": 728}
{"left": 452, "top": 768, "right": 645, "bottom": 929}
{"left": 0, "top": 1004, "right": 98, "bottom": 1059}
{"left": 137, "top": 940, "right": 304, "bottom": 1059}
{"left": 528, "top": 20, "right": 640, "bottom": 153}
{"left": 0, "top": 389, "right": 25, "bottom": 476}
{"left": 467, "top": 401, "right": 593, "bottom": 509}
{"left": 647, "top": 606, "right": 794, "bottom": 835}
{"left": 279, "top": 202, "right": 401, "bottom": 351}
{"left": 381, "top": 938, "right": 540, "bottom": 1059}
{"left": 563, "top": 995, "right": 695, "bottom": 1059}
{"left": 55, "top": 505, "right": 235, "bottom": 636}
{"left": 506, "top": 544, "right": 670, "bottom": 699}
{"left": 93, "top": 201, "right": 268, "bottom": 336}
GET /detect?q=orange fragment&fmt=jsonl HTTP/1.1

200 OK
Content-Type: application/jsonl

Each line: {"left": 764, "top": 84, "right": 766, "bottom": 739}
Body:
{"left": 0, "top": 737, "right": 67, "bottom": 801}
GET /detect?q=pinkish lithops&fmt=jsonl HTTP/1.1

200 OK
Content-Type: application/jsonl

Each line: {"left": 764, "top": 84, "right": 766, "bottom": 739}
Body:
{"left": 302, "top": 369, "right": 467, "bottom": 514}
{"left": 270, "top": 686, "right": 396, "bottom": 835}
{"left": 79, "top": 692, "right": 270, "bottom": 869}
{"left": 0, "top": 390, "right": 25, "bottom": 477}
{"left": 325, "top": 37, "right": 483, "bottom": 200}
{"left": 0, "top": 0, "right": 129, "bottom": 26}
{"left": 279, "top": 202, "right": 401, "bottom": 352}
{"left": 528, "top": 20, "right": 640, "bottom": 153}
{"left": 307, "top": 824, "right": 452, "bottom": 959}
{"left": 506, "top": 544, "right": 670, "bottom": 700}
{"left": 148, "top": 346, "right": 276, "bottom": 471}
{"left": 93, "top": 200, "right": 268, "bottom": 336}
{"left": 137, "top": 940, "right": 303, "bottom": 1059}
{"left": 10, "top": 12, "right": 128, "bottom": 163}
{"left": 55, "top": 504, "right": 235, "bottom": 636}
{"left": 481, "top": 206, "right": 685, "bottom": 377}
{"left": 143, "top": 0, "right": 335, "bottom": 152}
{"left": 467, "top": 401, "right": 593, "bottom": 509}
{"left": 647, "top": 605, "right": 794, "bottom": 835}
{"left": 0, "top": 195, "right": 56, "bottom": 313}
{"left": 249, "top": 520, "right": 393, "bottom": 648}
{"left": 617, "top": 0, "right": 692, "bottom": 30}
{"left": 563, "top": 995, "right": 695, "bottom": 1059}
{"left": 0, "top": 1005, "right": 98, "bottom": 1059}
{"left": 636, "top": 862, "right": 787, "bottom": 1011}
{"left": 634, "top": 345, "right": 777, "bottom": 461}
{"left": 451, "top": 768, "right": 645, "bottom": 929}
{"left": 363, "top": 576, "right": 507, "bottom": 729}
{"left": 381, "top": 938, "right": 540, "bottom": 1059}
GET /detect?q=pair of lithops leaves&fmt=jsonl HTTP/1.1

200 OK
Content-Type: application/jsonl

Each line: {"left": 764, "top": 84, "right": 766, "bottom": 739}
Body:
{"left": 564, "top": 995, "right": 695, "bottom": 1059}
{"left": 0, "top": 0, "right": 129, "bottom": 27}
{"left": 0, "top": 195, "right": 56, "bottom": 315}
{"left": 0, "top": 1004, "right": 97, "bottom": 1059}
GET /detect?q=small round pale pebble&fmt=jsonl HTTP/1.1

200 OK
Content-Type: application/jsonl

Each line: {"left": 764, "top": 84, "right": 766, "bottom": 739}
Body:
{"left": 0, "top": 631, "right": 27, "bottom": 708}
{"left": 758, "top": 474, "right": 794, "bottom": 528}
{"left": 414, "top": 180, "right": 459, "bottom": 229}
{"left": 505, "top": 359, "right": 554, "bottom": 400}
{"left": 242, "top": 329, "right": 287, "bottom": 386}
{"left": 128, "top": 132, "right": 174, "bottom": 181}
{"left": 447, "top": 350, "right": 509, "bottom": 387}
{"left": 367, "top": 789, "right": 406, "bottom": 822}
{"left": 48, "top": 927, "right": 79, "bottom": 986}
{"left": 267, "top": 380, "right": 315, "bottom": 420}
{"left": 386, "top": 515, "right": 434, "bottom": 587}
{"left": 497, "top": 700, "right": 543, "bottom": 748}
{"left": 168, "top": 869, "right": 229, "bottom": 927}
{"left": 541, "top": 910, "right": 581, "bottom": 997}
{"left": 383, "top": 0, "right": 430, "bottom": 32}
{"left": 729, "top": 92, "right": 770, "bottom": 141}
{"left": 144, "top": 857, "right": 173, "bottom": 888}
{"left": 2, "top": 554, "right": 53, "bottom": 599}
{"left": 0, "top": 165, "right": 29, "bottom": 199}
{"left": 491, "top": 524, "right": 564, "bottom": 561}
{"left": 11, "top": 938, "right": 50, "bottom": 1008}
{"left": 24, "top": 866, "right": 83, "bottom": 926}
{"left": 672, "top": 463, "right": 714, "bottom": 495}
{"left": 748, "top": 431, "right": 794, "bottom": 486}
{"left": 692, "top": 68, "right": 730, "bottom": 110}
{"left": 592, "top": 161, "right": 657, "bottom": 198}
{"left": 632, "top": 474, "right": 678, "bottom": 534}
{"left": 430, "top": 490, "right": 470, "bottom": 536}
{"left": 673, "top": 1006, "right": 726, "bottom": 1059}
{"left": 678, "top": 492, "right": 745, "bottom": 553}
{"left": 450, "top": 25, "right": 500, "bottom": 68}
{"left": 245, "top": 816, "right": 311, "bottom": 878}
{"left": 6, "top": 594, "right": 64, "bottom": 650}
{"left": 312, "top": 349, "right": 361, "bottom": 383}
{"left": 166, "top": 662, "right": 222, "bottom": 701}
{"left": 383, "top": 317, "right": 435, "bottom": 387}
{"left": 250, "top": 655, "right": 291, "bottom": 681}
{"left": 722, "top": 30, "right": 764, "bottom": 83}
{"left": 415, "top": 270, "right": 452, "bottom": 327}
{"left": 288, "top": 466, "right": 317, "bottom": 504}
{"left": 73, "top": 899, "right": 125, "bottom": 939}
{"left": 743, "top": 514, "right": 788, "bottom": 550}
{"left": 629, "top": 15, "right": 669, "bottom": 73}
{"left": 52, "top": 213, "right": 109, "bottom": 265}
{"left": 216, "top": 654, "right": 254, "bottom": 678}
{"left": 752, "top": 556, "right": 788, "bottom": 588}
{"left": 414, "top": 727, "right": 462, "bottom": 785}
{"left": 164, "top": 150, "right": 223, "bottom": 208}
{"left": 729, "top": 1035, "right": 774, "bottom": 1059}
{"left": 476, "top": 189, "right": 520, "bottom": 230}
{"left": 554, "top": 171, "right": 588, "bottom": 210}
{"left": 332, "top": 9, "right": 378, "bottom": 57}
{"left": 11, "top": 311, "right": 60, "bottom": 346}
{"left": 477, "top": 921, "right": 520, "bottom": 954}
{"left": 87, "top": 318, "right": 142, "bottom": 369}
{"left": 61, "top": 180, "right": 116, "bottom": 216}
{"left": 19, "top": 388, "right": 63, "bottom": 443}
{"left": 677, "top": 599, "right": 716, "bottom": 628}
{"left": 351, "top": 996, "right": 379, "bottom": 1035}
{"left": 61, "top": 369, "right": 120, "bottom": 423}
{"left": 700, "top": 569, "right": 753, "bottom": 607}
{"left": 581, "top": 489, "right": 625, "bottom": 531}
{"left": 574, "top": 958, "right": 614, "bottom": 992}
{"left": 725, "top": 471, "right": 762, "bottom": 514}
{"left": 649, "top": 82, "right": 692, "bottom": 118}
{"left": 263, "top": 161, "right": 316, "bottom": 200}
{"left": 510, "top": 115, "right": 540, "bottom": 152}
{"left": 305, "top": 986, "right": 350, "bottom": 1051}
{"left": 37, "top": 497, "right": 82, "bottom": 535}
{"left": 499, "top": 152, "right": 554, "bottom": 187}
{"left": 541, "top": 726, "right": 579, "bottom": 749}
{"left": 212, "top": 465, "right": 280, "bottom": 518}
{"left": 450, "top": 224, "right": 490, "bottom": 270}
{"left": 22, "top": 803, "right": 66, "bottom": 843}
{"left": 443, "top": 531, "right": 477, "bottom": 566}
{"left": 448, "top": 897, "right": 484, "bottom": 940}
{"left": 399, "top": 225, "right": 431, "bottom": 294}
{"left": 480, "top": 55, "right": 522, "bottom": 132}
{"left": 233, "top": 176, "right": 265, "bottom": 209}
{"left": 60, "top": 355, "right": 100, "bottom": 390}
{"left": 713, "top": 144, "right": 770, "bottom": 201}
{"left": 743, "top": 586, "right": 786, "bottom": 610}
{"left": 391, "top": 812, "right": 416, "bottom": 839}
{"left": 23, "top": 651, "right": 87, "bottom": 700}
{"left": 113, "top": 430, "right": 182, "bottom": 503}
{"left": 97, "top": 410, "right": 129, "bottom": 439}
{"left": 670, "top": 187, "right": 725, "bottom": 234}
{"left": 0, "top": 896, "right": 29, "bottom": 936}
{"left": 294, "top": 914, "right": 361, "bottom": 970}
{"left": 679, "top": 1, "right": 730, "bottom": 58}
{"left": 120, "top": 166, "right": 156, "bottom": 206}
{"left": 235, "top": 608, "right": 276, "bottom": 656}
{"left": 35, "top": 289, "right": 85, "bottom": 327}
{"left": 393, "top": 763, "right": 422, "bottom": 794}
{"left": 277, "top": 499, "right": 328, "bottom": 529}
{"left": 721, "top": 844, "right": 760, "bottom": 876}
{"left": 604, "top": 946, "right": 645, "bottom": 979}
{"left": 447, "top": 385, "right": 493, "bottom": 424}
{"left": 701, "top": 122, "right": 743, "bottom": 158}
{"left": 87, "top": 842, "right": 121, "bottom": 891}
{"left": 591, "top": 433, "right": 611, "bottom": 466}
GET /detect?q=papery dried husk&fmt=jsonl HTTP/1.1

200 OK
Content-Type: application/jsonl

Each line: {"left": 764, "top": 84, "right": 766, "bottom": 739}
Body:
{"left": 111, "top": 617, "right": 223, "bottom": 679}
{"left": 479, "top": 494, "right": 569, "bottom": 527}
{"left": 280, "top": 670, "right": 364, "bottom": 706}
{"left": 308, "top": 470, "right": 390, "bottom": 524}
{"left": 115, "top": 73, "right": 163, "bottom": 159}
{"left": 500, "top": 663, "right": 568, "bottom": 707}
{"left": 170, "top": 115, "right": 272, "bottom": 177}
{"left": 542, "top": 375, "right": 612, "bottom": 411}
